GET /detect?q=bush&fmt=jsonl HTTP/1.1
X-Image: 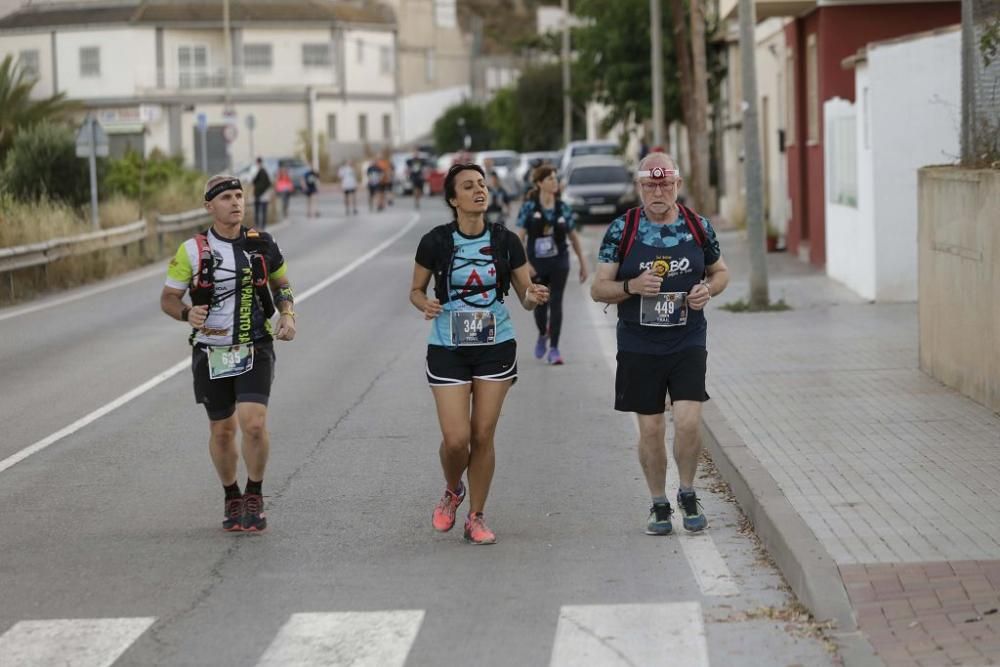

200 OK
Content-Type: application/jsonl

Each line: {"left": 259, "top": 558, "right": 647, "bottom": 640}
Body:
{"left": 103, "top": 149, "right": 202, "bottom": 205}
{"left": 2, "top": 122, "right": 95, "bottom": 206}
{"left": 433, "top": 102, "right": 491, "bottom": 153}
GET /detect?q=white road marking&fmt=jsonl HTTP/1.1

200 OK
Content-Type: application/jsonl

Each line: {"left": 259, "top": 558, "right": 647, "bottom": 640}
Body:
{"left": 583, "top": 287, "right": 739, "bottom": 597}
{"left": 0, "top": 213, "right": 420, "bottom": 475}
{"left": 0, "top": 617, "right": 155, "bottom": 667}
{"left": 549, "top": 603, "right": 709, "bottom": 667}
{"left": 255, "top": 611, "right": 424, "bottom": 667}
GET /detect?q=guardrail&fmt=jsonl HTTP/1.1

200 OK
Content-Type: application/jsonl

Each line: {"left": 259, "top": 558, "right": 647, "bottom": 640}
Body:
{"left": 0, "top": 208, "right": 212, "bottom": 276}
{"left": 0, "top": 207, "right": 213, "bottom": 298}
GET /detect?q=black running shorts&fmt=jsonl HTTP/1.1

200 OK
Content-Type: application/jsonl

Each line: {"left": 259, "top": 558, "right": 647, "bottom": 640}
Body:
{"left": 192, "top": 341, "right": 276, "bottom": 421}
{"left": 614, "top": 346, "right": 709, "bottom": 414}
{"left": 426, "top": 340, "right": 518, "bottom": 386}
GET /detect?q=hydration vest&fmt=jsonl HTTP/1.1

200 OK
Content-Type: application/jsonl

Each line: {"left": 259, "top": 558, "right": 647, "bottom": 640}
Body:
{"left": 427, "top": 222, "right": 513, "bottom": 305}
{"left": 189, "top": 227, "right": 276, "bottom": 319}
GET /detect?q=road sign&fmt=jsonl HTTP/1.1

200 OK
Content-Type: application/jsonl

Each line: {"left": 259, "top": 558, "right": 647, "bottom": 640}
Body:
{"left": 196, "top": 112, "right": 208, "bottom": 132}
{"left": 75, "top": 117, "right": 109, "bottom": 158}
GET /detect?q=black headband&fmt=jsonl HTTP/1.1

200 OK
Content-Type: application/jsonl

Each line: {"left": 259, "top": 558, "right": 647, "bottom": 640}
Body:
{"left": 204, "top": 178, "right": 242, "bottom": 202}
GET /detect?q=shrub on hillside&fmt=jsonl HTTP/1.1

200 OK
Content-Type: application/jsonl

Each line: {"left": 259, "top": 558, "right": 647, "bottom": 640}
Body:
{"left": 103, "top": 149, "right": 202, "bottom": 204}
{"left": 2, "top": 122, "right": 94, "bottom": 207}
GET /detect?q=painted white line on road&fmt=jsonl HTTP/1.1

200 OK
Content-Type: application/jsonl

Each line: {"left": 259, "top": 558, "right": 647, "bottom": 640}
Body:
{"left": 256, "top": 611, "right": 424, "bottom": 667}
{"left": 0, "top": 617, "right": 155, "bottom": 667}
{"left": 583, "top": 288, "right": 740, "bottom": 598}
{"left": 0, "top": 213, "right": 421, "bottom": 475}
{"left": 549, "top": 603, "right": 709, "bottom": 667}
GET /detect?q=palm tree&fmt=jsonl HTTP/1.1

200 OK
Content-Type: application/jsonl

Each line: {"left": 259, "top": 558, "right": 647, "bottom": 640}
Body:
{"left": 0, "top": 55, "right": 80, "bottom": 159}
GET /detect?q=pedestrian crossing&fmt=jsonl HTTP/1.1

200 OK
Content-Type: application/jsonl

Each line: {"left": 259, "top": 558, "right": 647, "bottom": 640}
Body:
{"left": 0, "top": 603, "right": 711, "bottom": 667}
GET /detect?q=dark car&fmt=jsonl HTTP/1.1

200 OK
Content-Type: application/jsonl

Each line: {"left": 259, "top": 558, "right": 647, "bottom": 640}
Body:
{"left": 560, "top": 155, "right": 638, "bottom": 225}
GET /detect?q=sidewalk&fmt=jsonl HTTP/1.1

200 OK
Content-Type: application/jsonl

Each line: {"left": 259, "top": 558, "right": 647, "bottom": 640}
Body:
{"left": 703, "top": 230, "right": 1000, "bottom": 667}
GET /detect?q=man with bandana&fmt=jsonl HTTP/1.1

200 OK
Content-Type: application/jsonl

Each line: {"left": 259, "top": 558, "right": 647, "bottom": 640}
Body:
{"left": 591, "top": 153, "right": 730, "bottom": 536}
{"left": 160, "top": 174, "right": 297, "bottom": 533}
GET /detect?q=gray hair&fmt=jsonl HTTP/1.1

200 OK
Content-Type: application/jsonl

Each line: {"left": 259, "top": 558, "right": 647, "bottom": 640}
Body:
{"left": 637, "top": 152, "right": 679, "bottom": 173}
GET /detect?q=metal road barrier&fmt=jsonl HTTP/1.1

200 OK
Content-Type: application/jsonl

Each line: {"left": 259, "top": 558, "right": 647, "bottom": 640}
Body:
{"left": 0, "top": 207, "right": 212, "bottom": 299}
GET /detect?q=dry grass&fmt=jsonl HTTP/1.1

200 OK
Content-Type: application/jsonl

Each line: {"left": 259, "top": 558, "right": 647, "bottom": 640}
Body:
{"left": 0, "top": 196, "right": 81, "bottom": 247}
{"left": 98, "top": 194, "right": 142, "bottom": 228}
{"left": 146, "top": 178, "right": 204, "bottom": 217}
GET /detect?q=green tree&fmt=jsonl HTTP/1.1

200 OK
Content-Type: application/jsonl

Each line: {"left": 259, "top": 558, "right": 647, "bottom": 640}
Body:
{"left": 3, "top": 122, "right": 93, "bottom": 206}
{"left": 0, "top": 55, "right": 79, "bottom": 160}
{"left": 486, "top": 87, "right": 522, "bottom": 150}
{"left": 571, "top": 0, "right": 683, "bottom": 135}
{"left": 516, "top": 64, "right": 584, "bottom": 150}
{"left": 103, "top": 149, "right": 201, "bottom": 203}
{"left": 432, "top": 102, "right": 491, "bottom": 153}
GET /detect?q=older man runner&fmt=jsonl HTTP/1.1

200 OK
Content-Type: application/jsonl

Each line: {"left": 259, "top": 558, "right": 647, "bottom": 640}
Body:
{"left": 160, "top": 174, "right": 297, "bottom": 532}
{"left": 591, "top": 153, "right": 729, "bottom": 535}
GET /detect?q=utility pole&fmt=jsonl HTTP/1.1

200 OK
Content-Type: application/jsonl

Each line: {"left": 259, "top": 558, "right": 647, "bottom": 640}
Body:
{"left": 561, "top": 0, "right": 572, "bottom": 145}
{"left": 650, "top": 0, "right": 664, "bottom": 146}
{"left": 738, "top": 0, "right": 770, "bottom": 307}
{"left": 222, "top": 0, "right": 234, "bottom": 169}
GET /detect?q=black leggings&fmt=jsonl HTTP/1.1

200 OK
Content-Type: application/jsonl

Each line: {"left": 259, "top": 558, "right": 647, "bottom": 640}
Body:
{"left": 532, "top": 265, "right": 569, "bottom": 347}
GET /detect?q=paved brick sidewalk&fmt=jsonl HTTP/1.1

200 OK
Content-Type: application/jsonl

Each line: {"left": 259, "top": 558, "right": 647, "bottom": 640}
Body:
{"left": 707, "top": 230, "right": 1000, "bottom": 666}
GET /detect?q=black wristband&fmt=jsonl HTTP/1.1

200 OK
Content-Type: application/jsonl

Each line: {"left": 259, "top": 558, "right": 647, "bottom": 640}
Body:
{"left": 180, "top": 306, "right": 190, "bottom": 322}
{"left": 623, "top": 279, "right": 632, "bottom": 296}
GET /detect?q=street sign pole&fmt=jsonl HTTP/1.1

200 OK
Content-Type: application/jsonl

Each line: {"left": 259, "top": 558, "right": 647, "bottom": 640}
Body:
{"left": 197, "top": 112, "right": 209, "bottom": 173}
{"left": 88, "top": 117, "right": 99, "bottom": 229}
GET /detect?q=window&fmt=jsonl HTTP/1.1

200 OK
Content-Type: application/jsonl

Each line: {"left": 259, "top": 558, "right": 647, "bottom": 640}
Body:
{"left": 425, "top": 49, "right": 435, "bottom": 83}
{"left": 178, "top": 45, "right": 208, "bottom": 88}
{"left": 380, "top": 46, "right": 392, "bottom": 75}
{"left": 243, "top": 43, "right": 272, "bottom": 71}
{"left": 327, "top": 113, "right": 337, "bottom": 141}
{"left": 356, "top": 39, "right": 364, "bottom": 64}
{"left": 827, "top": 115, "right": 857, "bottom": 207}
{"left": 785, "top": 50, "right": 795, "bottom": 146}
{"left": 568, "top": 166, "right": 631, "bottom": 185}
{"left": 302, "top": 43, "right": 332, "bottom": 68}
{"left": 382, "top": 113, "right": 392, "bottom": 141}
{"left": 358, "top": 114, "right": 368, "bottom": 141}
{"left": 862, "top": 87, "right": 870, "bottom": 150}
{"left": 434, "top": 0, "right": 457, "bottom": 28}
{"left": 18, "top": 49, "right": 39, "bottom": 80}
{"left": 806, "top": 34, "right": 818, "bottom": 144}
{"left": 80, "top": 47, "right": 100, "bottom": 77}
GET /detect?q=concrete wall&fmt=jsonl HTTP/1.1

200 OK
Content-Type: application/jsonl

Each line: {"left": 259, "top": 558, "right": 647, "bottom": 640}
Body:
{"left": 918, "top": 167, "right": 1000, "bottom": 412}
{"left": 0, "top": 31, "right": 55, "bottom": 98}
{"left": 869, "top": 27, "right": 960, "bottom": 301}
{"left": 398, "top": 84, "right": 468, "bottom": 144}
{"left": 55, "top": 27, "right": 157, "bottom": 99}
{"left": 825, "top": 27, "right": 960, "bottom": 302}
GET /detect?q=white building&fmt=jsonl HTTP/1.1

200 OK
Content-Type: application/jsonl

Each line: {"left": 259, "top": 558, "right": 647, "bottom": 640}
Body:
{"left": 0, "top": 0, "right": 403, "bottom": 172}
{"left": 824, "top": 26, "right": 960, "bottom": 301}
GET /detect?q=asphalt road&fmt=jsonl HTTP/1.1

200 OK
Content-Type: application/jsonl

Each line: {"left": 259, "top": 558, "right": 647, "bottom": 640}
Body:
{"left": 0, "top": 194, "right": 837, "bottom": 666}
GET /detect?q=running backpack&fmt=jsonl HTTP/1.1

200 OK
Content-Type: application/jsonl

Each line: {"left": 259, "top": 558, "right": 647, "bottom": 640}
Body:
{"left": 428, "top": 222, "right": 513, "bottom": 304}
{"left": 190, "top": 227, "right": 275, "bottom": 318}
{"left": 524, "top": 196, "right": 568, "bottom": 247}
{"left": 616, "top": 204, "right": 707, "bottom": 263}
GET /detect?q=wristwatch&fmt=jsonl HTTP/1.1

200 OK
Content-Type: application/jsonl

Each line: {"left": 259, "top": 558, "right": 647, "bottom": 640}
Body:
{"left": 180, "top": 306, "right": 190, "bottom": 322}
{"left": 623, "top": 279, "right": 632, "bottom": 295}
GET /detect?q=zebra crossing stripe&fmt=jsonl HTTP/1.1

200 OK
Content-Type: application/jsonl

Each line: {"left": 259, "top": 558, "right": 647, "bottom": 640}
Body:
{"left": 0, "top": 617, "right": 155, "bottom": 667}
{"left": 549, "top": 602, "right": 710, "bottom": 667}
{"left": 255, "top": 611, "right": 425, "bottom": 667}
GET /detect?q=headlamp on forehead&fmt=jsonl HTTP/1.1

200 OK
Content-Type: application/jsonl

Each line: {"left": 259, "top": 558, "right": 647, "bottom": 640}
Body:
{"left": 636, "top": 167, "right": 680, "bottom": 180}
{"left": 204, "top": 178, "right": 243, "bottom": 202}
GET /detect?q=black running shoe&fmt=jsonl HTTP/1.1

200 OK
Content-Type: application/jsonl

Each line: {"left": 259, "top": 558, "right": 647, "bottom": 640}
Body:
{"left": 677, "top": 490, "right": 708, "bottom": 532}
{"left": 223, "top": 496, "right": 244, "bottom": 532}
{"left": 645, "top": 502, "right": 674, "bottom": 535}
{"left": 241, "top": 493, "right": 267, "bottom": 532}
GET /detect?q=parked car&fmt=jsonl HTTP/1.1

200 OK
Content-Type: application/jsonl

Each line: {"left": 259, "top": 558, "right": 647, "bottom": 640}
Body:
{"left": 392, "top": 150, "right": 435, "bottom": 195}
{"left": 474, "top": 150, "right": 520, "bottom": 195}
{"left": 515, "top": 150, "right": 562, "bottom": 194}
{"left": 235, "top": 157, "right": 311, "bottom": 192}
{"left": 559, "top": 155, "right": 638, "bottom": 225}
{"left": 427, "top": 152, "right": 455, "bottom": 195}
{"left": 558, "top": 140, "right": 620, "bottom": 176}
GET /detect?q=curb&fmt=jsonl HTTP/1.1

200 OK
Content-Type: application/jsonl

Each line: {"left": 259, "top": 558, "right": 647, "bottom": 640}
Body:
{"left": 700, "top": 401, "right": 883, "bottom": 667}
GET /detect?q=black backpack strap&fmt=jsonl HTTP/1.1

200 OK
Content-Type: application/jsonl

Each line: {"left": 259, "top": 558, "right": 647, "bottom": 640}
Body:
{"left": 677, "top": 204, "right": 707, "bottom": 248}
{"left": 491, "top": 222, "right": 511, "bottom": 302}
{"left": 617, "top": 207, "right": 642, "bottom": 263}
{"left": 430, "top": 223, "right": 456, "bottom": 303}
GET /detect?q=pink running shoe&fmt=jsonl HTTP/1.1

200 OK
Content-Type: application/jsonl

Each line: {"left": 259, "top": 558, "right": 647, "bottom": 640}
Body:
{"left": 463, "top": 512, "right": 497, "bottom": 545}
{"left": 432, "top": 484, "right": 465, "bottom": 532}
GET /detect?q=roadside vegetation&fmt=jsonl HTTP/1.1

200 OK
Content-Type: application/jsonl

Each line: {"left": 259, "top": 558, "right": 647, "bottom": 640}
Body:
{"left": 0, "top": 57, "right": 205, "bottom": 305}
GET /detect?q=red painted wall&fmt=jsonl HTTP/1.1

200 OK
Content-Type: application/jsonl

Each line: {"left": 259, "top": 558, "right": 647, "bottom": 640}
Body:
{"left": 784, "top": 2, "right": 961, "bottom": 266}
